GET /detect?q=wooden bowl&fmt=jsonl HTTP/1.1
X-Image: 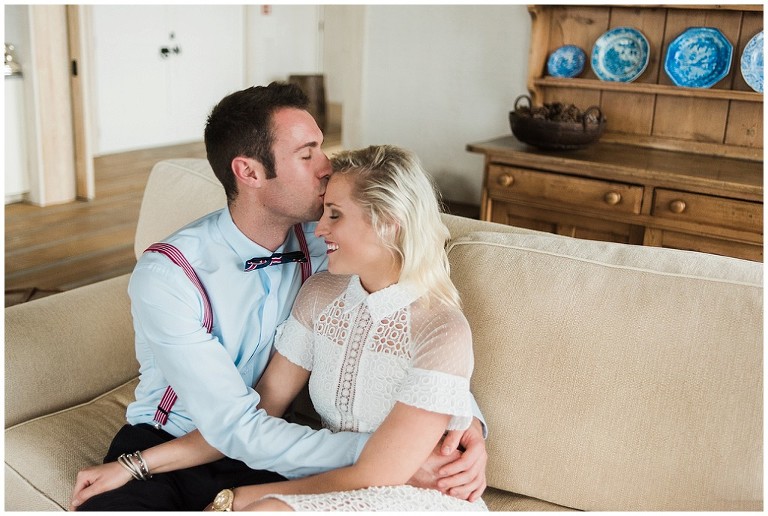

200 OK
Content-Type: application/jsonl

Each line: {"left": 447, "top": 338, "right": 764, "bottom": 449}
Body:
{"left": 509, "top": 95, "right": 606, "bottom": 151}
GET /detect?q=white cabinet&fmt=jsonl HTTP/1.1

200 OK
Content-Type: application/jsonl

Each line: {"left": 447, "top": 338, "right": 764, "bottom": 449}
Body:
{"left": 91, "top": 5, "right": 245, "bottom": 154}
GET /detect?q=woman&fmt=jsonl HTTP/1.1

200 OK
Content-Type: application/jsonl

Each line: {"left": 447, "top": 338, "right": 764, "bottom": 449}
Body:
{"left": 71, "top": 145, "right": 486, "bottom": 511}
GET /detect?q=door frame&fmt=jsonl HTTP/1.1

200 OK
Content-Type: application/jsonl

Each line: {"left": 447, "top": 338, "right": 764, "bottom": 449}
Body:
{"left": 66, "top": 5, "right": 95, "bottom": 200}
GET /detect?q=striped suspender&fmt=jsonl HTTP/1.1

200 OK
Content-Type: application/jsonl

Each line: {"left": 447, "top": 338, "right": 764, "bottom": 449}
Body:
{"left": 144, "top": 223, "right": 312, "bottom": 428}
{"left": 143, "top": 243, "right": 211, "bottom": 427}
{"left": 293, "top": 223, "right": 312, "bottom": 285}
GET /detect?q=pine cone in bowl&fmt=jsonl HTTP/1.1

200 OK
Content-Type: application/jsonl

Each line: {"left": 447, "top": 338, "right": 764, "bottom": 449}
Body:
{"left": 510, "top": 95, "right": 606, "bottom": 150}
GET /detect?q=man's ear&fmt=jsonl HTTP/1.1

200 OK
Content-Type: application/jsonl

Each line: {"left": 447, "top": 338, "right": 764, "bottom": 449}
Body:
{"left": 231, "top": 157, "right": 265, "bottom": 188}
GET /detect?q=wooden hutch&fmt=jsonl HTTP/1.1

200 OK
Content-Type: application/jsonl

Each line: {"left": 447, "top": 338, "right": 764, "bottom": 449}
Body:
{"left": 468, "top": 5, "right": 763, "bottom": 261}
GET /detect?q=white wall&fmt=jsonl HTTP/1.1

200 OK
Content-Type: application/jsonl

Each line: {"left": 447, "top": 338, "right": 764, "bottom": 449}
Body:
{"left": 323, "top": 6, "right": 366, "bottom": 146}
{"left": 324, "top": 5, "right": 530, "bottom": 205}
{"left": 245, "top": 5, "right": 322, "bottom": 87}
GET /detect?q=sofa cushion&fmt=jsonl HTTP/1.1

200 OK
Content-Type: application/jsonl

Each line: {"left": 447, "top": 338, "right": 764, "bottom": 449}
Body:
{"left": 5, "top": 379, "right": 137, "bottom": 511}
{"left": 134, "top": 159, "right": 226, "bottom": 259}
{"left": 441, "top": 212, "right": 538, "bottom": 241}
{"left": 447, "top": 231, "right": 762, "bottom": 511}
{"left": 4, "top": 374, "right": 571, "bottom": 513}
{"left": 482, "top": 487, "right": 575, "bottom": 511}
{"left": 5, "top": 274, "right": 136, "bottom": 428}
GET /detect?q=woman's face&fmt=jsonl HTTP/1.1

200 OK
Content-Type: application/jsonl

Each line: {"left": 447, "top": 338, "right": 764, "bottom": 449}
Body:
{"left": 315, "top": 174, "right": 400, "bottom": 292}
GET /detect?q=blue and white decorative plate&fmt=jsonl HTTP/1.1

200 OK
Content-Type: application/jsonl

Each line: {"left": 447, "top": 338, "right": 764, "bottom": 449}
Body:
{"left": 547, "top": 45, "right": 586, "bottom": 78}
{"left": 740, "top": 31, "right": 763, "bottom": 93}
{"left": 664, "top": 27, "right": 733, "bottom": 88}
{"left": 591, "top": 27, "right": 650, "bottom": 82}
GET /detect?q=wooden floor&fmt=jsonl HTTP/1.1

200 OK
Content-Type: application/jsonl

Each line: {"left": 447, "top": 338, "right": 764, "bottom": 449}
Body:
{"left": 5, "top": 139, "right": 478, "bottom": 296}
{"left": 5, "top": 142, "right": 207, "bottom": 293}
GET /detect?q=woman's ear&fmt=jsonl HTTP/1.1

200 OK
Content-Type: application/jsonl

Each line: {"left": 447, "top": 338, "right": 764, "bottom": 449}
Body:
{"left": 231, "top": 157, "right": 265, "bottom": 188}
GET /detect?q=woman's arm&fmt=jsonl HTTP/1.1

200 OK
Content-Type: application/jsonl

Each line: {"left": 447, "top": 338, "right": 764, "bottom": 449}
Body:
{"left": 71, "top": 352, "right": 310, "bottom": 510}
{"left": 229, "top": 402, "right": 451, "bottom": 510}
{"left": 254, "top": 352, "right": 310, "bottom": 417}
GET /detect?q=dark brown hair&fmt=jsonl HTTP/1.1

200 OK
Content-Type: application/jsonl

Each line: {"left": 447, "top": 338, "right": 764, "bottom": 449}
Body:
{"left": 204, "top": 82, "right": 309, "bottom": 202}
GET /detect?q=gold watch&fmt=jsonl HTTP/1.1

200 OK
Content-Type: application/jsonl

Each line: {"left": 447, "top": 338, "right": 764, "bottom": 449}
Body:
{"left": 211, "top": 488, "right": 235, "bottom": 511}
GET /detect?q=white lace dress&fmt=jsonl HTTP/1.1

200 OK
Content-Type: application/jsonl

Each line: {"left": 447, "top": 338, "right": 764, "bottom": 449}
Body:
{"left": 262, "top": 272, "right": 487, "bottom": 511}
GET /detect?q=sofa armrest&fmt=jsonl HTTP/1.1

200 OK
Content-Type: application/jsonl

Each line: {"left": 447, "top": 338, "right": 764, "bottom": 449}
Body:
{"left": 5, "top": 274, "right": 138, "bottom": 428}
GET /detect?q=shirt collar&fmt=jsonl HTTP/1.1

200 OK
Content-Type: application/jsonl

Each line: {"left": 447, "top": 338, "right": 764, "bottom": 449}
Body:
{"left": 217, "top": 208, "right": 292, "bottom": 267}
{"left": 343, "top": 275, "right": 421, "bottom": 320}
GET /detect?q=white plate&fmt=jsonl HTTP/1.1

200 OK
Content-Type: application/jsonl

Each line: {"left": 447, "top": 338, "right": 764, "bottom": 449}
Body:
{"left": 741, "top": 31, "right": 763, "bottom": 93}
{"left": 591, "top": 27, "right": 650, "bottom": 82}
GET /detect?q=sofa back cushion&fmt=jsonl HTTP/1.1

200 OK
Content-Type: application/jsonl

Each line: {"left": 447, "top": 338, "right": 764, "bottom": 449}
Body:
{"left": 447, "top": 231, "right": 762, "bottom": 511}
{"left": 134, "top": 161, "right": 528, "bottom": 258}
{"left": 134, "top": 159, "right": 226, "bottom": 258}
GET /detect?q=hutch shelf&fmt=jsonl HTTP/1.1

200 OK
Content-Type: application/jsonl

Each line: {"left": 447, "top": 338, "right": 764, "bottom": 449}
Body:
{"left": 469, "top": 4, "right": 763, "bottom": 261}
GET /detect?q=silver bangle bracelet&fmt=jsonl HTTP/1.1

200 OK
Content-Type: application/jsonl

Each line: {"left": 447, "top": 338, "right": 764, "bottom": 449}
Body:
{"left": 117, "top": 453, "right": 143, "bottom": 481}
{"left": 117, "top": 451, "right": 152, "bottom": 481}
{"left": 134, "top": 450, "right": 152, "bottom": 479}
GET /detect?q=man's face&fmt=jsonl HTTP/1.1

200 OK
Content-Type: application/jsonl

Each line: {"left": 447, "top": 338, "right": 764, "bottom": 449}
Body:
{"left": 262, "top": 107, "right": 331, "bottom": 222}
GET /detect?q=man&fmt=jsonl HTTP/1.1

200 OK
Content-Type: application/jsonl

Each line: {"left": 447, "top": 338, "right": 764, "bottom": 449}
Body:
{"left": 71, "top": 82, "right": 487, "bottom": 511}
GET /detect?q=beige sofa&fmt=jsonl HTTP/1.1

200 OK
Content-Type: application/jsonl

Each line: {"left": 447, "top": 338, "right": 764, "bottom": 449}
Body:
{"left": 6, "top": 158, "right": 763, "bottom": 511}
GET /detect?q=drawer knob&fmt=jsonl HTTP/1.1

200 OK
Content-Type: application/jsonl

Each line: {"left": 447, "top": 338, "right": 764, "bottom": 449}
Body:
{"left": 497, "top": 173, "right": 515, "bottom": 187}
{"left": 669, "top": 199, "right": 687, "bottom": 214}
{"left": 604, "top": 191, "right": 622, "bottom": 206}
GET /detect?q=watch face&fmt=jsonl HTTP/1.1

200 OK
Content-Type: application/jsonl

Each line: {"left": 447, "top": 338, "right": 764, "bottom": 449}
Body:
{"left": 213, "top": 489, "right": 233, "bottom": 510}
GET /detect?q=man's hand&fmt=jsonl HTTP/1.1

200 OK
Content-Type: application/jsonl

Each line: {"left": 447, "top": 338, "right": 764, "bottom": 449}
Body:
{"left": 69, "top": 461, "right": 133, "bottom": 510}
{"left": 407, "top": 417, "right": 488, "bottom": 502}
{"left": 407, "top": 442, "right": 461, "bottom": 493}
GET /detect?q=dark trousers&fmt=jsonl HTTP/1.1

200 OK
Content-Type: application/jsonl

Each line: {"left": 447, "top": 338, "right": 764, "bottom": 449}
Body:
{"left": 77, "top": 424, "right": 286, "bottom": 511}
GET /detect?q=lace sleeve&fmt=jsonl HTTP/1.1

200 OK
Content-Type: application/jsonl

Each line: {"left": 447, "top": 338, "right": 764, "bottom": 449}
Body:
{"left": 396, "top": 304, "right": 475, "bottom": 430}
{"left": 274, "top": 272, "right": 348, "bottom": 372}
{"left": 274, "top": 317, "right": 314, "bottom": 370}
{"left": 396, "top": 368, "right": 472, "bottom": 430}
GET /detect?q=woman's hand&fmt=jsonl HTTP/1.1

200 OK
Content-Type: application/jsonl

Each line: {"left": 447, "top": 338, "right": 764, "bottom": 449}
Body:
{"left": 202, "top": 486, "right": 276, "bottom": 511}
{"left": 231, "top": 485, "right": 275, "bottom": 511}
{"left": 69, "top": 461, "right": 133, "bottom": 510}
{"left": 202, "top": 487, "right": 291, "bottom": 511}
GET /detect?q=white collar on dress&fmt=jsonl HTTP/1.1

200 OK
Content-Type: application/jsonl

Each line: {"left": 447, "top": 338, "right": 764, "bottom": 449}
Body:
{"left": 343, "top": 275, "right": 421, "bottom": 320}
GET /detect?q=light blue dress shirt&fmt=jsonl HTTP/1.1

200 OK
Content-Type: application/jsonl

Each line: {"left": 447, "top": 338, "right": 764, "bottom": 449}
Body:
{"left": 126, "top": 208, "right": 368, "bottom": 479}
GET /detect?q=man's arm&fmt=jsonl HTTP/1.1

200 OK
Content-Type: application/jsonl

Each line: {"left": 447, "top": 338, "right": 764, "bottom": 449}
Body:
{"left": 469, "top": 394, "right": 489, "bottom": 438}
{"left": 72, "top": 353, "right": 312, "bottom": 510}
{"left": 407, "top": 416, "right": 488, "bottom": 501}
{"left": 434, "top": 395, "right": 488, "bottom": 500}
{"left": 128, "top": 259, "right": 369, "bottom": 479}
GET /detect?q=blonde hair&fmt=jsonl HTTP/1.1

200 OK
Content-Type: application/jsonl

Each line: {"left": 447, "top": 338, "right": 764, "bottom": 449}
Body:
{"left": 330, "top": 145, "right": 461, "bottom": 309}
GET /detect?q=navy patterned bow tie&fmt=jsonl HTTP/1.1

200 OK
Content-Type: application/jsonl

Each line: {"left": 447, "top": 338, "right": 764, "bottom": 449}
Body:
{"left": 244, "top": 251, "right": 307, "bottom": 272}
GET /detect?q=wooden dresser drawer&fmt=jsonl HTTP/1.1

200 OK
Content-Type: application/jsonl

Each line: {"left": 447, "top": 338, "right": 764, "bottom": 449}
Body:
{"left": 652, "top": 189, "right": 763, "bottom": 233}
{"left": 488, "top": 165, "right": 644, "bottom": 215}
